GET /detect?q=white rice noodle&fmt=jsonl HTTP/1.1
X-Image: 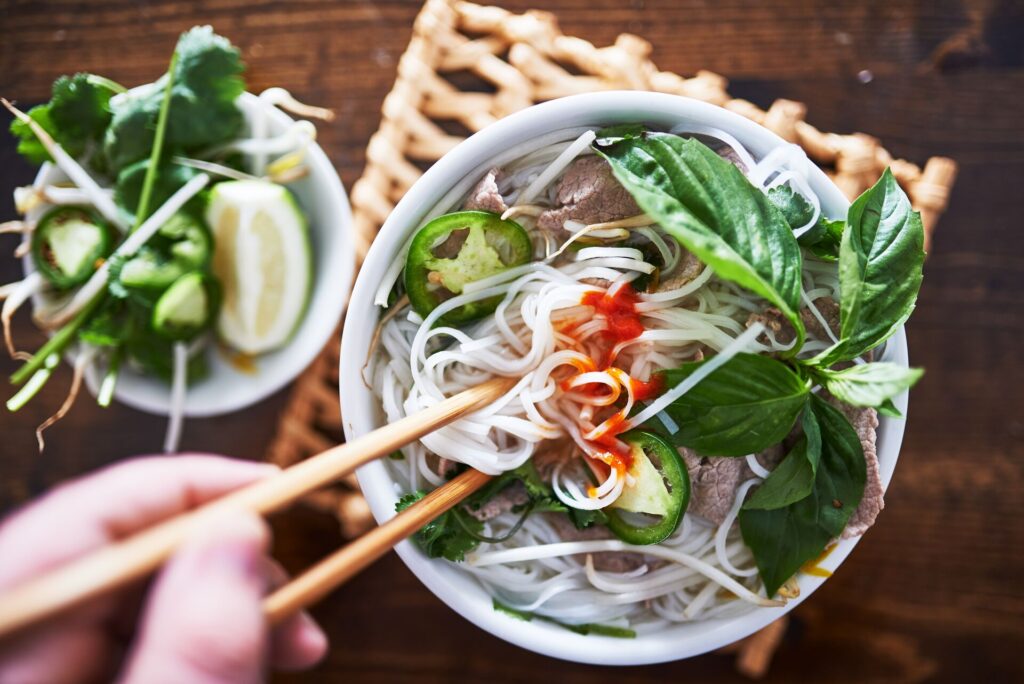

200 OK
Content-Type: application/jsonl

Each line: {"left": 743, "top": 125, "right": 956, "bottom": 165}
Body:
{"left": 745, "top": 453, "right": 772, "bottom": 479}
{"left": 365, "top": 130, "right": 849, "bottom": 627}
{"left": 627, "top": 322, "right": 764, "bottom": 429}
{"left": 468, "top": 539, "right": 782, "bottom": 607}
{"left": 515, "top": 130, "right": 596, "bottom": 205}
{"left": 669, "top": 123, "right": 759, "bottom": 172}
{"left": 714, "top": 478, "right": 761, "bottom": 577}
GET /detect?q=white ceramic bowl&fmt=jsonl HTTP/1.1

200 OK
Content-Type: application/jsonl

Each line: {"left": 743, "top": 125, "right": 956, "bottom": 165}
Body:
{"left": 341, "top": 92, "right": 908, "bottom": 665}
{"left": 27, "top": 92, "right": 354, "bottom": 417}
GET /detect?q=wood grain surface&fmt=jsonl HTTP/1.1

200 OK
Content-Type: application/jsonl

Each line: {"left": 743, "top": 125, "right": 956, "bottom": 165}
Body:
{"left": 1, "top": 1, "right": 1022, "bottom": 682}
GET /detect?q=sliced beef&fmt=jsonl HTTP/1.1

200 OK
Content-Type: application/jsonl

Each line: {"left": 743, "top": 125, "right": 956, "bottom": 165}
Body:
{"left": 544, "top": 513, "right": 645, "bottom": 572}
{"left": 825, "top": 398, "right": 883, "bottom": 538}
{"left": 802, "top": 297, "right": 840, "bottom": 342}
{"left": 701, "top": 137, "right": 748, "bottom": 173}
{"left": 745, "top": 296, "right": 840, "bottom": 346}
{"left": 656, "top": 248, "right": 704, "bottom": 292}
{"left": 532, "top": 442, "right": 573, "bottom": 483}
{"left": 464, "top": 481, "right": 530, "bottom": 521}
{"left": 464, "top": 167, "right": 508, "bottom": 214}
{"left": 680, "top": 448, "right": 745, "bottom": 525}
{"left": 537, "top": 157, "right": 640, "bottom": 231}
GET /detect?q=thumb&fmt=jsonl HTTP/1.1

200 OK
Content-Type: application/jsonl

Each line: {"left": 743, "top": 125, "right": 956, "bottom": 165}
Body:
{"left": 119, "top": 512, "right": 270, "bottom": 684}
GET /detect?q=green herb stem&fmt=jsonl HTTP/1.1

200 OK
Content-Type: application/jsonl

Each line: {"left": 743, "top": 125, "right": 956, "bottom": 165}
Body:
{"left": 10, "top": 295, "right": 104, "bottom": 386}
{"left": 6, "top": 354, "right": 60, "bottom": 411}
{"left": 133, "top": 50, "right": 179, "bottom": 229}
{"left": 85, "top": 74, "right": 128, "bottom": 95}
{"left": 97, "top": 347, "right": 122, "bottom": 407}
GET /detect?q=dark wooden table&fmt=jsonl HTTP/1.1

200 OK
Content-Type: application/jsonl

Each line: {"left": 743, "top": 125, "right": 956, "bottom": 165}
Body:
{"left": 2, "top": 1, "right": 1023, "bottom": 682}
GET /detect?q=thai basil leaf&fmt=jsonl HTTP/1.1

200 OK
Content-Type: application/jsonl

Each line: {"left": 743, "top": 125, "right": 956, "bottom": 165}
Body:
{"left": 816, "top": 362, "right": 923, "bottom": 410}
{"left": 594, "top": 123, "right": 645, "bottom": 146}
{"left": 815, "top": 169, "right": 925, "bottom": 365}
{"left": 806, "top": 218, "right": 845, "bottom": 262}
{"left": 877, "top": 398, "right": 902, "bottom": 418}
{"left": 744, "top": 408, "right": 821, "bottom": 510}
{"left": 739, "top": 395, "right": 866, "bottom": 596}
{"left": 596, "top": 133, "right": 805, "bottom": 352}
{"left": 657, "top": 353, "right": 808, "bottom": 456}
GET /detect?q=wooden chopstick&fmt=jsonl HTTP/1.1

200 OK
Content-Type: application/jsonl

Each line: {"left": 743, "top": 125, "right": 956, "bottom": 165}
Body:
{"left": 264, "top": 467, "right": 492, "bottom": 624}
{"left": 0, "top": 377, "right": 514, "bottom": 640}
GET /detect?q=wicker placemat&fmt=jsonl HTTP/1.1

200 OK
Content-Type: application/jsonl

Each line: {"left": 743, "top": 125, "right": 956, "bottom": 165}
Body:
{"left": 266, "top": 0, "right": 957, "bottom": 673}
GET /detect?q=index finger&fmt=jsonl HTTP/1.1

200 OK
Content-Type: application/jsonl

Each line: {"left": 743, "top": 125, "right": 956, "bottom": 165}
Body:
{"left": 0, "top": 455, "right": 278, "bottom": 590}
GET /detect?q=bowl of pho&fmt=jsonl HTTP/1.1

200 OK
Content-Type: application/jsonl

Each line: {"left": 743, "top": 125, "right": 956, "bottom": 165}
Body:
{"left": 342, "top": 92, "right": 924, "bottom": 664}
{"left": 3, "top": 26, "right": 354, "bottom": 451}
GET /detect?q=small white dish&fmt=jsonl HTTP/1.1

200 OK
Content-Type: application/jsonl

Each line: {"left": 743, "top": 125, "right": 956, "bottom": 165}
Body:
{"left": 341, "top": 92, "right": 909, "bottom": 665}
{"left": 26, "top": 92, "right": 355, "bottom": 417}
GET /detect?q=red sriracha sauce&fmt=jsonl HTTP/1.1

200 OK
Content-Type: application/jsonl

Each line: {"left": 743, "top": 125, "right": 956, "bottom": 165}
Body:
{"left": 630, "top": 374, "right": 665, "bottom": 402}
{"left": 581, "top": 284, "right": 645, "bottom": 343}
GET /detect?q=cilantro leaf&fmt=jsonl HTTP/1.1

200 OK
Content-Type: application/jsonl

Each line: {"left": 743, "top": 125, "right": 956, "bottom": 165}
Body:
{"left": 10, "top": 105, "right": 56, "bottom": 165}
{"left": 104, "top": 26, "right": 245, "bottom": 171}
{"left": 9, "top": 74, "right": 117, "bottom": 165}
{"left": 396, "top": 491, "right": 482, "bottom": 562}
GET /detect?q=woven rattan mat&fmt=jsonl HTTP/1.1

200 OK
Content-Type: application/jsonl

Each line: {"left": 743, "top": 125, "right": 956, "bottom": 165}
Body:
{"left": 265, "top": 0, "right": 957, "bottom": 674}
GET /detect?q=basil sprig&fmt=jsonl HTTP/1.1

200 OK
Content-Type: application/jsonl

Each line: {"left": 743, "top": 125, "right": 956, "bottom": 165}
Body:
{"left": 657, "top": 353, "right": 809, "bottom": 456}
{"left": 739, "top": 397, "right": 867, "bottom": 596}
{"left": 814, "top": 169, "right": 925, "bottom": 366}
{"left": 601, "top": 129, "right": 928, "bottom": 597}
{"left": 813, "top": 362, "right": 923, "bottom": 416}
{"left": 596, "top": 131, "right": 806, "bottom": 354}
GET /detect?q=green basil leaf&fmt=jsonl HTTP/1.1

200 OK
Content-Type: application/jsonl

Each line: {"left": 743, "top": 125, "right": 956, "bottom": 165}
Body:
{"left": 594, "top": 123, "right": 646, "bottom": 145}
{"left": 877, "top": 398, "right": 902, "bottom": 418}
{"left": 739, "top": 395, "right": 866, "bottom": 596}
{"left": 657, "top": 353, "right": 808, "bottom": 456}
{"left": 816, "top": 169, "right": 925, "bottom": 365}
{"left": 743, "top": 409, "right": 821, "bottom": 510}
{"left": 596, "top": 133, "right": 805, "bottom": 352}
{"left": 817, "top": 362, "right": 923, "bottom": 410}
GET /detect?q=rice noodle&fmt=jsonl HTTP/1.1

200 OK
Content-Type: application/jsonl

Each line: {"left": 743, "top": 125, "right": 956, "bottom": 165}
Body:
{"left": 368, "top": 126, "right": 841, "bottom": 629}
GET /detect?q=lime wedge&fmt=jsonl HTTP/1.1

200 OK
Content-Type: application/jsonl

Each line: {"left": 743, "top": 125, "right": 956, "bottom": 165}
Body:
{"left": 206, "top": 180, "right": 311, "bottom": 354}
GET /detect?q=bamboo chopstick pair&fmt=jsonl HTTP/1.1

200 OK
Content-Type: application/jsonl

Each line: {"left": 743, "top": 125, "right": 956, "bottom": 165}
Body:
{"left": 0, "top": 377, "right": 514, "bottom": 640}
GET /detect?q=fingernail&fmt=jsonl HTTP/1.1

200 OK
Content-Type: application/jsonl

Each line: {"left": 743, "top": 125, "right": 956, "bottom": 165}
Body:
{"left": 298, "top": 611, "right": 328, "bottom": 651}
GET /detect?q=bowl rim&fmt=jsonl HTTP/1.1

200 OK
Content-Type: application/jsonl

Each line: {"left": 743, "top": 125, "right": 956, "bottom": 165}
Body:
{"left": 25, "top": 91, "right": 355, "bottom": 417}
{"left": 341, "top": 91, "right": 908, "bottom": 665}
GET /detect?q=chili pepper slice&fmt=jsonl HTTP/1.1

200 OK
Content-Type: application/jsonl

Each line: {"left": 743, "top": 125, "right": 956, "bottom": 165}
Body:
{"left": 606, "top": 429, "right": 690, "bottom": 545}
{"left": 151, "top": 272, "right": 219, "bottom": 341}
{"left": 31, "top": 206, "right": 114, "bottom": 289}
{"left": 404, "top": 211, "right": 532, "bottom": 325}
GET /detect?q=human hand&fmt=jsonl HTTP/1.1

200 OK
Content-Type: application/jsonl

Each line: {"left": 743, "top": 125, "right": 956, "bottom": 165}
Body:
{"left": 0, "top": 455, "right": 327, "bottom": 684}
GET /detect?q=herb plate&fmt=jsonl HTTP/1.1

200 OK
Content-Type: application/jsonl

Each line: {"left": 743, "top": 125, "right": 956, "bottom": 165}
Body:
{"left": 341, "top": 92, "right": 909, "bottom": 665}
{"left": 26, "top": 92, "right": 355, "bottom": 417}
